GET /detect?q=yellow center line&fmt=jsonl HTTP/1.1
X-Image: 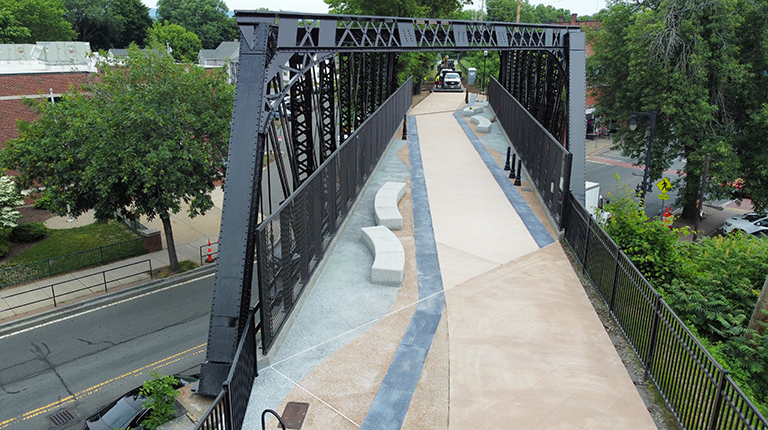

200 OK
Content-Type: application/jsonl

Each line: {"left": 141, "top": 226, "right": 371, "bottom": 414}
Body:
{"left": 0, "top": 343, "right": 206, "bottom": 429}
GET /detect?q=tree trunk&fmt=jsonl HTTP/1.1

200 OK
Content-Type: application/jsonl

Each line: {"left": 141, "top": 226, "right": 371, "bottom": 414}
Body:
{"left": 747, "top": 274, "right": 768, "bottom": 342}
{"left": 161, "top": 214, "right": 180, "bottom": 272}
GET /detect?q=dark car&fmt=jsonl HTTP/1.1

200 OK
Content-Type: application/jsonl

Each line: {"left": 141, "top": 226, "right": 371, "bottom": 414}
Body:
{"left": 84, "top": 387, "right": 150, "bottom": 430}
{"left": 84, "top": 375, "right": 196, "bottom": 430}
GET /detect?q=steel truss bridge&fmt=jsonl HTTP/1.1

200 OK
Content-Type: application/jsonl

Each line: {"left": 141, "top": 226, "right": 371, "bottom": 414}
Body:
{"left": 197, "top": 10, "right": 587, "bottom": 395}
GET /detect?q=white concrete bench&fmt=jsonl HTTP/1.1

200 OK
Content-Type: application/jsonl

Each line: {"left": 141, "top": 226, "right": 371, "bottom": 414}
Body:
{"left": 361, "top": 226, "right": 405, "bottom": 285}
{"left": 461, "top": 106, "right": 485, "bottom": 117}
{"left": 374, "top": 181, "right": 406, "bottom": 230}
{"left": 471, "top": 116, "right": 492, "bottom": 133}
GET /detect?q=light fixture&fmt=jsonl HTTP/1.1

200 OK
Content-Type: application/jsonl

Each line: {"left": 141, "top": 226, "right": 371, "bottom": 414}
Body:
{"left": 629, "top": 114, "right": 638, "bottom": 131}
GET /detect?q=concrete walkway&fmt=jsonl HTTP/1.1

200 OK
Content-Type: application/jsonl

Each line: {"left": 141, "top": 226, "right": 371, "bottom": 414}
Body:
{"left": 244, "top": 92, "right": 658, "bottom": 429}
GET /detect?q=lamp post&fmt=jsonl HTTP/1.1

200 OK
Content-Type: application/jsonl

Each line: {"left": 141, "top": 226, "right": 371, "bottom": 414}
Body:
{"left": 483, "top": 50, "right": 488, "bottom": 94}
{"left": 630, "top": 111, "right": 657, "bottom": 201}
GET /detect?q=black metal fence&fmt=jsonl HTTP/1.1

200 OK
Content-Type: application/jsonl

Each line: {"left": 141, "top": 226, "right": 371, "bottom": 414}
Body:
{"left": 195, "top": 308, "right": 259, "bottom": 430}
{"left": 562, "top": 194, "right": 768, "bottom": 430}
{"left": 0, "top": 238, "right": 146, "bottom": 289}
{"left": 488, "top": 77, "right": 572, "bottom": 227}
{"left": 255, "top": 77, "right": 412, "bottom": 354}
{"left": 0, "top": 259, "right": 152, "bottom": 316}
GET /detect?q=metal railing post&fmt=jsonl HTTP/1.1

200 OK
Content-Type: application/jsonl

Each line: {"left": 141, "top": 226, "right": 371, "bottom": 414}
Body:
{"left": 52, "top": 285, "right": 57, "bottom": 307}
{"left": 582, "top": 216, "right": 592, "bottom": 274}
{"left": 608, "top": 248, "right": 621, "bottom": 312}
{"left": 708, "top": 369, "right": 728, "bottom": 430}
{"left": 103, "top": 272, "right": 108, "bottom": 293}
{"left": 644, "top": 292, "right": 662, "bottom": 379}
{"left": 149, "top": 260, "right": 153, "bottom": 279}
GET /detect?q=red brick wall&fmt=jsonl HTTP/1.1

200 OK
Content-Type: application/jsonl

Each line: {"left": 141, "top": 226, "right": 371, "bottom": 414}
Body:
{"left": 0, "top": 72, "right": 93, "bottom": 148}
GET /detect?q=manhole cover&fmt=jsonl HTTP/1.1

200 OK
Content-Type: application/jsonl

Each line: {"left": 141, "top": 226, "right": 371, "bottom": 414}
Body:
{"left": 48, "top": 410, "right": 75, "bottom": 426}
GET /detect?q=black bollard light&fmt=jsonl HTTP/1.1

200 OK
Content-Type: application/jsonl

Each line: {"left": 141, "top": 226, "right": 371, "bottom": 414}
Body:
{"left": 401, "top": 115, "right": 407, "bottom": 140}
{"left": 514, "top": 159, "right": 522, "bottom": 186}
{"left": 509, "top": 153, "right": 516, "bottom": 179}
{"left": 504, "top": 147, "right": 511, "bottom": 170}
{"left": 465, "top": 89, "right": 469, "bottom": 104}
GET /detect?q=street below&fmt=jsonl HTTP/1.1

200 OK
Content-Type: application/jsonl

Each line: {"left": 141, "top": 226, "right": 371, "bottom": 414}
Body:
{"left": 0, "top": 274, "right": 214, "bottom": 430}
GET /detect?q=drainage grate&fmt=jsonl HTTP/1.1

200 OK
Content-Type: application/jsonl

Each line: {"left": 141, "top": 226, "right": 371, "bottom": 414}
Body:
{"left": 281, "top": 402, "right": 309, "bottom": 429}
{"left": 521, "top": 187, "right": 532, "bottom": 192}
{"left": 48, "top": 410, "right": 75, "bottom": 426}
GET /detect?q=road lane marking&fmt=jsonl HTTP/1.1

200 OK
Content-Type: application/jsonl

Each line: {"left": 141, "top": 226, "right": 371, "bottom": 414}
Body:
{"left": 0, "top": 273, "right": 214, "bottom": 341}
{"left": 0, "top": 343, "right": 206, "bottom": 429}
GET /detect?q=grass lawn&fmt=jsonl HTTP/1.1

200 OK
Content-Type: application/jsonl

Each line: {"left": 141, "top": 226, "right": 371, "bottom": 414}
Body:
{"left": 4, "top": 221, "right": 139, "bottom": 266}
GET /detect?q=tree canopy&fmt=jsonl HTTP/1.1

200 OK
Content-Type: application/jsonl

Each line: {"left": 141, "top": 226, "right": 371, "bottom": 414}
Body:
{"left": 2, "top": 46, "right": 234, "bottom": 271}
{"left": 147, "top": 21, "right": 203, "bottom": 63}
{"left": 587, "top": 0, "right": 765, "bottom": 217}
{"left": 157, "top": 0, "right": 237, "bottom": 49}
{"left": 0, "top": 0, "right": 76, "bottom": 43}
{"left": 486, "top": 0, "right": 571, "bottom": 24}
{"left": 64, "top": 0, "right": 152, "bottom": 50}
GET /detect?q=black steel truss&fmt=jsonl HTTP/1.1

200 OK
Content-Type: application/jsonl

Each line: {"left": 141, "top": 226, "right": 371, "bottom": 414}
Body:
{"left": 199, "top": 11, "right": 585, "bottom": 395}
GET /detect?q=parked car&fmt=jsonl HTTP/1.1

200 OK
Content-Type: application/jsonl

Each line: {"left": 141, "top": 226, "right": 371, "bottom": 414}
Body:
{"left": 722, "top": 212, "right": 768, "bottom": 235}
{"left": 443, "top": 72, "right": 462, "bottom": 90}
{"left": 84, "top": 375, "right": 196, "bottom": 430}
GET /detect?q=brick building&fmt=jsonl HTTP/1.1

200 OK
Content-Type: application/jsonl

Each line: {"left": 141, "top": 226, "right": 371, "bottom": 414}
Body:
{"left": 0, "top": 42, "right": 97, "bottom": 148}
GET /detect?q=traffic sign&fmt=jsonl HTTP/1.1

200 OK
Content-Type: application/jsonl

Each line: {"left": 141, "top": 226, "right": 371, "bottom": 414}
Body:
{"left": 656, "top": 178, "right": 673, "bottom": 193}
{"left": 658, "top": 193, "right": 669, "bottom": 200}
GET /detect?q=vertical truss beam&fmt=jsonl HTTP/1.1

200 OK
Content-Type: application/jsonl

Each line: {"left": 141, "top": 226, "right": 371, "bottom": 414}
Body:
{"left": 338, "top": 53, "right": 354, "bottom": 142}
{"left": 290, "top": 54, "right": 317, "bottom": 186}
{"left": 319, "top": 58, "right": 337, "bottom": 161}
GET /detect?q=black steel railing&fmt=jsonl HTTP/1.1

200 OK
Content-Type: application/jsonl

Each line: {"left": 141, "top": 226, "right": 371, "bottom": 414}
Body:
{"left": 0, "top": 259, "right": 152, "bottom": 316}
{"left": 562, "top": 194, "right": 768, "bottom": 430}
{"left": 254, "top": 77, "right": 412, "bottom": 354}
{"left": 195, "top": 307, "right": 260, "bottom": 430}
{"left": 0, "top": 238, "right": 146, "bottom": 289}
{"left": 488, "top": 77, "right": 572, "bottom": 228}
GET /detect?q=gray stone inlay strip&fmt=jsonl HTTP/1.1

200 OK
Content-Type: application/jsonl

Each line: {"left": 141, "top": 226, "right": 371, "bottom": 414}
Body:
{"left": 360, "top": 116, "right": 446, "bottom": 430}
{"left": 453, "top": 110, "right": 555, "bottom": 248}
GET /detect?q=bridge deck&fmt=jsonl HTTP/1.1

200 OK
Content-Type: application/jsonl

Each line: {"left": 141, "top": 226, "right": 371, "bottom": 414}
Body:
{"left": 245, "top": 92, "right": 657, "bottom": 430}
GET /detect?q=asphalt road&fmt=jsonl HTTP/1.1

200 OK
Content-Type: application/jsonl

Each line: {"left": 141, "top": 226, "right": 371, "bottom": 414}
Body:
{"left": 0, "top": 273, "right": 214, "bottom": 430}
{"left": 586, "top": 147, "right": 685, "bottom": 218}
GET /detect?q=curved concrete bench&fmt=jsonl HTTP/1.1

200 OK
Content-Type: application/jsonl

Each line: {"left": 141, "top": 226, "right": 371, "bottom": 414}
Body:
{"left": 471, "top": 116, "right": 492, "bottom": 133}
{"left": 361, "top": 226, "right": 405, "bottom": 285}
{"left": 374, "top": 182, "right": 406, "bottom": 230}
{"left": 461, "top": 107, "right": 475, "bottom": 116}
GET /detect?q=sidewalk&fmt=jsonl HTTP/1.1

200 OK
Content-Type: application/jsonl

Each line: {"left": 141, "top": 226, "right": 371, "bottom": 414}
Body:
{"left": 242, "top": 92, "right": 658, "bottom": 429}
{"left": 0, "top": 187, "right": 224, "bottom": 320}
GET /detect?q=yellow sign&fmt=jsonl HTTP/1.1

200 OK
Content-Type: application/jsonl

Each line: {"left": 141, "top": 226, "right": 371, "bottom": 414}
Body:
{"left": 658, "top": 193, "right": 670, "bottom": 200}
{"left": 657, "top": 178, "right": 673, "bottom": 193}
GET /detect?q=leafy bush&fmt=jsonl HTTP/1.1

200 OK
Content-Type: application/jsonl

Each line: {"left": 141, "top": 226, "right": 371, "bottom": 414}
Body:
{"left": 140, "top": 371, "right": 179, "bottom": 430}
{"left": 10, "top": 222, "right": 48, "bottom": 243}
{"left": 33, "top": 193, "right": 52, "bottom": 211}
{"left": 0, "top": 238, "right": 10, "bottom": 258}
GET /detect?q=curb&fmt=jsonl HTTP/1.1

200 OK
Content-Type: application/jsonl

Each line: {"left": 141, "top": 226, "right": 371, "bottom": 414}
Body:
{"left": 0, "top": 264, "right": 217, "bottom": 337}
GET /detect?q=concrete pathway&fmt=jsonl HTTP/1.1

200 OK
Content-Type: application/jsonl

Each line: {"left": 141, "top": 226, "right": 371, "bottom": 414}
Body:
{"left": 244, "top": 92, "right": 659, "bottom": 429}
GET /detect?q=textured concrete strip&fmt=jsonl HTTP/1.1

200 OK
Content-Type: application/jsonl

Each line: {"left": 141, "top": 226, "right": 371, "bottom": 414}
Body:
{"left": 452, "top": 110, "right": 555, "bottom": 248}
{"left": 360, "top": 116, "right": 445, "bottom": 430}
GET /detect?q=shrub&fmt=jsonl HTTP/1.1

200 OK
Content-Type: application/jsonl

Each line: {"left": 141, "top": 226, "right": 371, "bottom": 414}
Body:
{"left": 10, "top": 222, "right": 48, "bottom": 243}
{"left": 140, "top": 371, "right": 179, "bottom": 430}
{"left": 33, "top": 193, "right": 52, "bottom": 211}
{"left": 0, "top": 238, "right": 10, "bottom": 258}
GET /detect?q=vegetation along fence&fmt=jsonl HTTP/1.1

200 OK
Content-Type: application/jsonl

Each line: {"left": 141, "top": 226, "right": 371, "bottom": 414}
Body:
{"left": 562, "top": 194, "right": 768, "bottom": 430}
{"left": 195, "top": 308, "right": 259, "bottom": 430}
{"left": 0, "top": 259, "right": 152, "bottom": 316}
{"left": 488, "top": 77, "right": 572, "bottom": 228}
{"left": 255, "top": 77, "right": 413, "bottom": 354}
{"left": 0, "top": 238, "right": 146, "bottom": 289}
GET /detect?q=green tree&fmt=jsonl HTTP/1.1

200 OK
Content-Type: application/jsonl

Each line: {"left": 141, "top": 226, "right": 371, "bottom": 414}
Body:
{"left": 486, "top": 0, "right": 570, "bottom": 24}
{"left": 588, "top": 0, "right": 745, "bottom": 219}
{"left": 64, "top": 0, "right": 152, "bottom": 50}
{"left": 140, "top": 372, "right": 179, "bottom": 429}
{"left": 146, "top": 21, "right": 203, "bottom": 63}
{"left": 0, "top": 6, "right": 31, "bottom": 43}
{"left": 157, "top": 0, "right": 237, "bottom": 49}
{"left": 2, "top": 45, "right": 234, "bottom": 272}
{"left": 0, "top": 0, "right": 76, "bottom": 43}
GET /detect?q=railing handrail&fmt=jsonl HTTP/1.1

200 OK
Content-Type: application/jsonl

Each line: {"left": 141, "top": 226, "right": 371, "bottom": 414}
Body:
{"left": 564, "top": 193, "right": 768, "bottom": 429}
{"left": 0, "top": 237, "right": 146, "bottom": 289}
{"left": 0, "top": 259, "right": 153, "bottom": 315}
